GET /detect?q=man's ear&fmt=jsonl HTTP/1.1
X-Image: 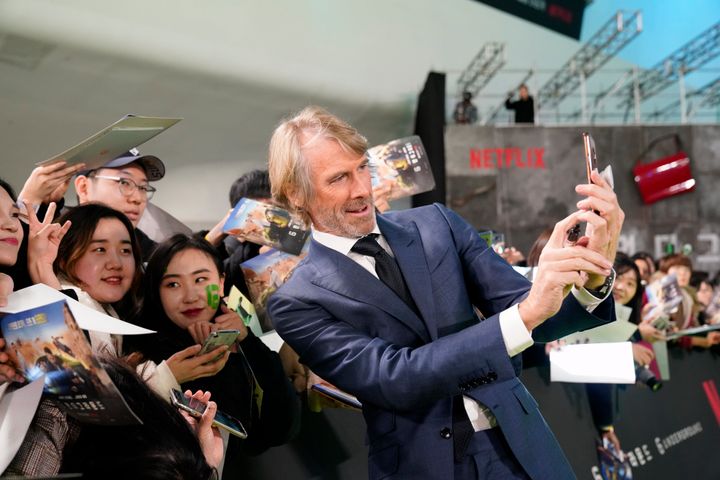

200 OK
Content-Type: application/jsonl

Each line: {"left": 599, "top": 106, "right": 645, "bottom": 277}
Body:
{"left": 74, "top": 176, "right": 90, "bottom": 203}
{"left": 286, "top": 187, "right": 303, "bottom": 212}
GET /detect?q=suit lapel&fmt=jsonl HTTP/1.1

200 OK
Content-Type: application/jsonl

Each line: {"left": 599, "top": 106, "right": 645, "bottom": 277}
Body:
{"left": 378, "top": 215, "right": 439, "bottom": 341}
{"left": 307, "top": 239, "right": 432, "bottom": 343}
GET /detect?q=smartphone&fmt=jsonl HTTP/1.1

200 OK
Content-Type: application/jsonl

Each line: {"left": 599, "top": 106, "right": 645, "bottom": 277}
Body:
{"left": 198, "top": 330, "right": 240, "bottom": 356}
{"left": 582, "top": 132, "right": 598, "bottom": 184}
{"left": 170, "top": 389, "right": 248, "bottom": 439}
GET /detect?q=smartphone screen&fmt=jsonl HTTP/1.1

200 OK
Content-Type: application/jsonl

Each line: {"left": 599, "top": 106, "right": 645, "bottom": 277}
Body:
{"left": 198, "top": 330, "right": 240, "bottom": 356}
{"left": 170, "top": 389, "right": 248, "bottom": 439}
{"left": 582, "top": 132, "right": 597, "bottom": 184}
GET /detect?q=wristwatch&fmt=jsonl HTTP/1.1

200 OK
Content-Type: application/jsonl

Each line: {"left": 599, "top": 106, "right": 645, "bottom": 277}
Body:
{"left": 586, "top": 269, "right": 615, "bottom": 299}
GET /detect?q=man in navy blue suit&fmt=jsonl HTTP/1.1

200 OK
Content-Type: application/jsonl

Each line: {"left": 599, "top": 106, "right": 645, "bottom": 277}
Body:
{"left": 267, "top": 107, "right": 624, "bottom": 479}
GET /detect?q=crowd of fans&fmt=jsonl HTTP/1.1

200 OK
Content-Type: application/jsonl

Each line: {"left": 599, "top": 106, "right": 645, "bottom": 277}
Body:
{"left": 0, "top": 154, "right": 303, "bottom": 478}
{"left": 496, "top": 234, "right": 720, "bottom": 456}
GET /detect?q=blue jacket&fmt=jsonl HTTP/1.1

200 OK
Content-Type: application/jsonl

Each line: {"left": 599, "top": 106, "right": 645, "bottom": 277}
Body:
{"left": 268, "top": 204, "right": 614, "bottom": 479}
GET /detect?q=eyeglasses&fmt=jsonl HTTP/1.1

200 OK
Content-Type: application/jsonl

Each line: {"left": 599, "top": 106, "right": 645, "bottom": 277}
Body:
{"left": 92, "top": 175, "right": 156, "bottom": 200}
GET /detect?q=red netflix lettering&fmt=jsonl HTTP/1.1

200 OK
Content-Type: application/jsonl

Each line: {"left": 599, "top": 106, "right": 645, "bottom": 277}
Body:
{"left": 468, "top": 147, "right": 546, "bottom": 170}
{"left": 470, "top": 148, "right": 483, "bottom": 168}
{"left": 484, "top": 149, "right": 493, "bottom": 169}
{"left": 548, "top": 4, "right": 573, "bottom": 24}
{"left": 504, "top": 148, "right": 514, "bottom": 168}
{"left": 533, "top": 148, "right": 546, "bottom": 169}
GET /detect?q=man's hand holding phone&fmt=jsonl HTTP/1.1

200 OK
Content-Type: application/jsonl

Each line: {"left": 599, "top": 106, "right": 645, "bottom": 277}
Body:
{"left": 574, "top": 133, "right": 624, "bottom": 290}
{"left": 574, "top": 170, "right": 624, "bottom": 289}
{"left": 519, "top": 210, "right": 614, "bottom": 331}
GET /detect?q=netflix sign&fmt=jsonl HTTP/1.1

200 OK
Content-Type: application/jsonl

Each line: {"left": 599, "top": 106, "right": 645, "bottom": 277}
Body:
{"left": 469, "top": 147, "right": 546, "bottom": 169}
{"left": 473, "top": 0, "right": 586, "bottom": 39}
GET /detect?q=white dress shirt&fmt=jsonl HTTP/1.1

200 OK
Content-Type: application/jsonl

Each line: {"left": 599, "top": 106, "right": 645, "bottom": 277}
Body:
{"left": 312, "top": 222, "right": 612, "bottom": 431}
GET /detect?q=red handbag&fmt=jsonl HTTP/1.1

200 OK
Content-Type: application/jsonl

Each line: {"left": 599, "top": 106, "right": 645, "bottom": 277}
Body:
{"left": 632, "top": 133, "right": 695, "bottom": 204}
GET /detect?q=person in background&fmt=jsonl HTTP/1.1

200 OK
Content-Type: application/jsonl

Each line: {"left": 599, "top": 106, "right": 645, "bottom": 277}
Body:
{"left": 0, "top": 178, "right": 28, "bottom": 384}
{"left": 690, "top": 271, "right": 719, "bottom": 325}
{"left": 505, "top": 84, "right": 534, "bottom": 124}
{"left": 221, "top": 170, "right": 273, "bottom": 296}
{"left": 652, "top": 253, "right": 720, "bottom": 348}
{"left": 131, "top": 234, "right": 299, "bottom": 457}
{"left": 19, "top": 149, "right": 166, "bottom": 261}
{"left": 453, "top": 91, "right": 478, "bottom": 124}
{"left": 631, "top": 252, "right": 656, "bottom": 286}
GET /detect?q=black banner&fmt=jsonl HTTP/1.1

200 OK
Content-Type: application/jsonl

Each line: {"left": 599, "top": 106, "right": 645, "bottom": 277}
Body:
{"left": 524, "top": 348, "right": 720, "bottom": 479}
{"left": 473, "top": 0, "right": 586, "bottom": 39}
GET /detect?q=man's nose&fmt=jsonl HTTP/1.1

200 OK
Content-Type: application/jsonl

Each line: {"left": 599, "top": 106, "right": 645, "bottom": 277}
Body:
{"left": 350, "top": 172, "right": 371, "bottom": 198}
{"left": 127, "top": 186, "right": 145, "bottom": 205}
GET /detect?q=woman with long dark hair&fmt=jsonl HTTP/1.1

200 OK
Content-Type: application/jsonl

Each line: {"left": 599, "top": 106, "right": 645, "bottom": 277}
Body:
{"left": 0, "top": 178, "right": 26, "bottom": 383}
{"left": 131, "top": 233, "right": 299, "bottom": 457}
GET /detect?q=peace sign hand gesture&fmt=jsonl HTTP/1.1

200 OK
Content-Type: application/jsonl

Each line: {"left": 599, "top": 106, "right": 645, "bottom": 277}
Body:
{"left": 25, "top": 201, "right": 71, "bottom": 289}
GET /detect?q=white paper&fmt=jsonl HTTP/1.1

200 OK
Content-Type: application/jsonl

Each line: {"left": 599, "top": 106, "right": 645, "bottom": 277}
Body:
{"left": 0, "top": 284, "right": 153, "bottom": 335}
{"left": 137, "top": 202, "right": 192, "bottom": 243}
{"left": 259, "top": 331, "right": 284, "bottom": 352}
{"left": 652, "top": 341, "right": 670, "bottom": 380}
{"left": 38, "top": 114, "right": 182, "bottom": 169}
{"left": 550, "top": 342, "right": 635, "bottom": 384}
{"left": 666, "top": 323, "right": 720, "bottom": 341}
{"left": 561, "top": 320, "right": 637, "bottom": 345}
{"left": 0, "top": 377, "right": 45, "bottom": 474}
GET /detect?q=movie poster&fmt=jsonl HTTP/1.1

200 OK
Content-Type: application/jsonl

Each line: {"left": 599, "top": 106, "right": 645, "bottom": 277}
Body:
{"left": 223, "top": 198, "right": 309, "bottom": 255}
{"left": 1, "top": 300, "right": 140, "bottom": 425}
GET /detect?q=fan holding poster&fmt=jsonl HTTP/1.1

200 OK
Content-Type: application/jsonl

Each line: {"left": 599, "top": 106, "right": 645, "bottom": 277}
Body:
{"left": 223, "top": 198, "right": 309, "bottom": 256}
{"left": 367, "top": 135, "right": 435, "bottom": 205}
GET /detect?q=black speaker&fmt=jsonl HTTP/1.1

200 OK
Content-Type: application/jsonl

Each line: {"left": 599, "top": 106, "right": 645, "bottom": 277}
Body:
{"left": 412, "top": 71, "right": 446, "bottom": 207}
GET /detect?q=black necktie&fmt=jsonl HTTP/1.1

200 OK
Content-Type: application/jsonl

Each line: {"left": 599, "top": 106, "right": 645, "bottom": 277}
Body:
{"left": 351, "top": 234, "right": 418, "bottom": 312}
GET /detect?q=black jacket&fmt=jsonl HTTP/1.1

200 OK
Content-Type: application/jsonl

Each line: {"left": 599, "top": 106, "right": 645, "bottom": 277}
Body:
{"left": 129, "top": 315, "right": 299, "bottom": 455}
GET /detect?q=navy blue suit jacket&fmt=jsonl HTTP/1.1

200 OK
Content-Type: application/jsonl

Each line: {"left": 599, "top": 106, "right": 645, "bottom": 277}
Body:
{"left": 268, "top": 204, "right": 614, "bottom": 479}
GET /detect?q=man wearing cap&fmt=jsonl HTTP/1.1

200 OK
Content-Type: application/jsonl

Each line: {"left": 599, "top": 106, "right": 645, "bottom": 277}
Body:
{"left": 19, "top": 148, "right": 165, "bottom": 261}
{"left": 73, "top": 148, "right": 165, "bottom": 260}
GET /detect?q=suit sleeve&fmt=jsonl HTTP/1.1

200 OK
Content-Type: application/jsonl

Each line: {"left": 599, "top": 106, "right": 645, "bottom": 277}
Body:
{"left": 269, "top": 290, "right": 517, "bottom": 412}
{"left": 435, "top": 204, "right": 615, "bottom": 343}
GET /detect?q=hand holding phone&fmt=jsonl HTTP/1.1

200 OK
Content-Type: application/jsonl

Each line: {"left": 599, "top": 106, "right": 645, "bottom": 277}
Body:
{"left": 199, "top": 330, "right": 240, "bottom": 356}
{"left": 171, "top": 389, "right": 247, "bottom": 439}
{"left": 582, "top": 132, "right": 598, "bottom": 184}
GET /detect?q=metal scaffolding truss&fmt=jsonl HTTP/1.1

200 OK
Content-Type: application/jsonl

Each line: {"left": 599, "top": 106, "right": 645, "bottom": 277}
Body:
{"left": 617, "top": 21, "right": 720, "bottom": 110}
{"left": 700, "top": 76, "right": 720, "bottom": 108}
{"left": 648, "top": 76, "right": 720, "bottom": 120}
{"left": 485, "top": 69, "right": 533, "bottom": 125}
{"left": 535, "top": 10, "right": 642, "bottom": 111}
{"left": 456, "top": 42, "right": 505, "bottom": 96}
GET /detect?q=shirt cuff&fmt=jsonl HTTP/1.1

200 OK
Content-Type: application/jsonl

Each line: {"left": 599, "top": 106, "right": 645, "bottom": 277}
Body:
{"left": 138, "top": 360, "right": 181, "bottom": 401}
{"left": 571, "top": 269, "right": 616, "bottom": 313}
{"left": 499, "top": 303, "right": 534, "bottom": 357}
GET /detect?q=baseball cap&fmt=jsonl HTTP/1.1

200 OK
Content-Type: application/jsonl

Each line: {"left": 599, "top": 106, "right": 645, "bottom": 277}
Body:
{"left": 79, "top": 148, "right": 166, "bottom": 181}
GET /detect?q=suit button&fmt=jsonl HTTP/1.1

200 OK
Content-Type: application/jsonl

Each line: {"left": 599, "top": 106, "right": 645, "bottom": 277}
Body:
{"left": 440, "top": 427, "right": 453, "bottom": 439}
